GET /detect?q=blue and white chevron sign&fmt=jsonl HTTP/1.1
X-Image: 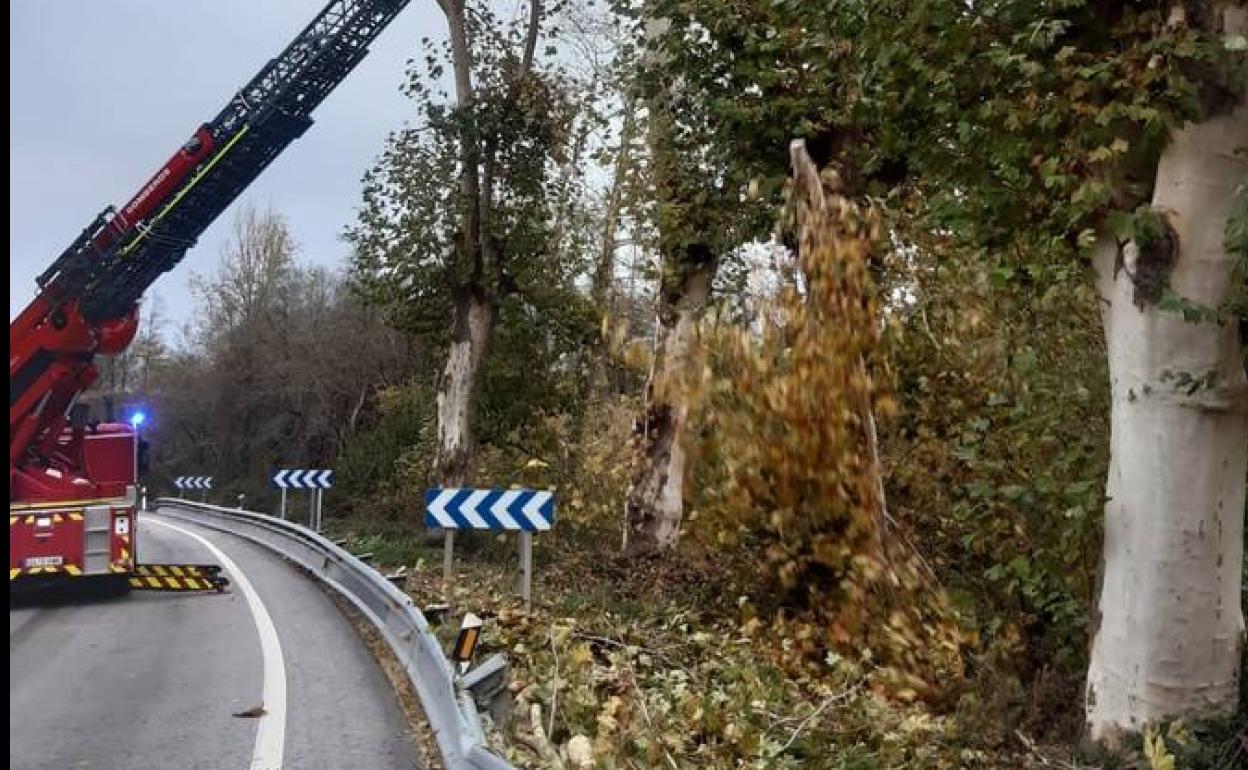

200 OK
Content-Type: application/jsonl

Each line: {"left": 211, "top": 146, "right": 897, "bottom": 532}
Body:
{"left": 175, "top": 476, "right": 213, "bottom": 490}
{"left": 272, "top": 469, "right": 334, "bottom": 490}
{"left": 424, "top": 488, "right": 555, "bottom": 532}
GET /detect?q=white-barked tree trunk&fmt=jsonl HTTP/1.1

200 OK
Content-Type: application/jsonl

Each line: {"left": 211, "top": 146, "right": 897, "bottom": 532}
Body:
{"left": 622, "top": 264, "right": 711, "bottom": 555}
{"left": 434, "top": 291, "right": 494, "bottom": 486}
{"left": 1086, "top": 97, "right": 1247, "bottom": 743}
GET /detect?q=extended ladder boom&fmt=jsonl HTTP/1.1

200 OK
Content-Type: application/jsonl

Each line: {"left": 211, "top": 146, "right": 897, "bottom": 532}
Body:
{"left": 10, "top": 0, "right": 413, "bottom": 498}
{"left": 38, "top": 0, "right": 412, "bottom": 321}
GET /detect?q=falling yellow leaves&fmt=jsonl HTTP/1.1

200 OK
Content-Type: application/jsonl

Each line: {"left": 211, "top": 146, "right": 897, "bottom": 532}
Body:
{"left": 688, "top": 143, "right": 965, "bottom": 695}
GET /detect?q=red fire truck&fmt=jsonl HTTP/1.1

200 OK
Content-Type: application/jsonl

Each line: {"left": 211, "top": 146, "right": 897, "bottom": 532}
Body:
{"left": 10, "top": 0, "right": 413, "bottom": 592}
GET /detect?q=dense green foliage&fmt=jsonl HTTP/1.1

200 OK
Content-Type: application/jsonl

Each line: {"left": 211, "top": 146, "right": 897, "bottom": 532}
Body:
{"left": 345, "top": 1, "right": 602, "bottom": 485}
{"left": 625, "top": 0, "right": 1245, "bottom": 721}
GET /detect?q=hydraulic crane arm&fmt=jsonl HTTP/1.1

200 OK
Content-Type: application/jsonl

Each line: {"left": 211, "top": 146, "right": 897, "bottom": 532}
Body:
{"left": 10, "top": 0, "right": 413, "bottom": 499}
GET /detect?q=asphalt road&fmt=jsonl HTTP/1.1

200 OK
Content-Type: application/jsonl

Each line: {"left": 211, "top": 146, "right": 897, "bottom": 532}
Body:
{"left": 9, "top": 510, "right": 421, "bottom": 770}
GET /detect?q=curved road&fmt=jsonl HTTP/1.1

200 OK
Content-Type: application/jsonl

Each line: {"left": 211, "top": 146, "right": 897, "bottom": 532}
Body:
{"left": 10, "top": 510, "right": 420, "bottom": 770}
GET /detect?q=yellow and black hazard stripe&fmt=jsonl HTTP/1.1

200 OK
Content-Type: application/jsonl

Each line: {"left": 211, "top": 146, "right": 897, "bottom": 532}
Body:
{"left": 10, "top": 564, "right": 84, "bottom": 580}
{"left": 9, "top": 512, "right": 85, "bottom": 526}
{"left": 133, "top": 564, "right": 218, "bottom": 579}
{"left": 11, "top": 561, "right": 227, "bottom": 591}
{"left": 128, "top": 575, "right": 223, "bottom": 591}
{"left": 114, "top": 532, "right": 133, "bottom": 571}
{"left": 128, "top": 564, "right": 228, "bottom": 592}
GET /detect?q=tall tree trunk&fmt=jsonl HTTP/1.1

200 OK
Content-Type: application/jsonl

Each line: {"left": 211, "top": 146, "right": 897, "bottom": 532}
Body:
{"left": 576, "top": 89, "right": 639, "bottom": 417}
{"left": 437, "top": 0, "right": 481, "bottom": 257}
{"left": 622, "top": 13, "right": 717, "bottom": 556}
{"left": 623, "top": 257, "right": 714, "bottom": 556}
{"left": 1085, "top": 100, "right": 1247, "bottom": 744}
{"left": 429, "top": 0, "right": 539, "bottom": 489}
{"left": 592, "top": 91, "right": 637, "bottom": 309}
{"left": 434, "top": 289, "right": 494, "bottom": 485}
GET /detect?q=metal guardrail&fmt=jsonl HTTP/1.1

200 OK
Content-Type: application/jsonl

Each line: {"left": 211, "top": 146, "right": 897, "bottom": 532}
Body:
{"left": 155, "top": 498, "right": 513, "bottom": 770}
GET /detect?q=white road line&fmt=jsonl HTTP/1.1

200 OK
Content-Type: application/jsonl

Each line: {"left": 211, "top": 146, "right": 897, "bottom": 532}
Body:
{"left": 146, "top": 517, "right": 287, "bottom": 769}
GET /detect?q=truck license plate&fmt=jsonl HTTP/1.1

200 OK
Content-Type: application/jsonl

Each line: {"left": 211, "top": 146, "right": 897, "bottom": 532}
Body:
{"left": 24, "top": 556, "right": 64, "bottom": 567}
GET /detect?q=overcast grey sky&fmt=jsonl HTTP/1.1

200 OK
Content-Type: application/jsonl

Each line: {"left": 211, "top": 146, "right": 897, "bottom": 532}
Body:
{"left": 9, "top": 1, "right": 446, "bottom": 327}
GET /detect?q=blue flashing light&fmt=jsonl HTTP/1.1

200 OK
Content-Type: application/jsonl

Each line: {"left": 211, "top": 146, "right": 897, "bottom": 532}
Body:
{"left": 129, "top": 411, "right": 147, "bottom": 428}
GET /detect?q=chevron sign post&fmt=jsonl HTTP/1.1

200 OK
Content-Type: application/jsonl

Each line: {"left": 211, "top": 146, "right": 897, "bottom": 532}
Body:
{"left": 273, "top": 469, "right": 334, "bottom": 490}
{"left": 174, "top": 476, "right": 213, "bottom": 502}
{"left": 272, "top": 469, "right": 334, "bottom": 531}
{"left": 423, "top": 488, "right": 554, "bottom": 531}
{"left": 424, "top": 488, "right": 555, "bottom": 608}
